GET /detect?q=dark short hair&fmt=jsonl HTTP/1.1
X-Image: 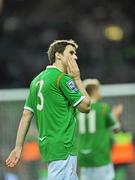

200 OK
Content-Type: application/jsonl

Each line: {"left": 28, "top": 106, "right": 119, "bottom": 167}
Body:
{"left": 47, "top": 39, "right": 78, "bottom": 64}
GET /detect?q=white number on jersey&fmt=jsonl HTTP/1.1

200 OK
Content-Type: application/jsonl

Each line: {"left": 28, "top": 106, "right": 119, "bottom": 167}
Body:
{"left": 36, "top": 80, "right": 44, "bottom": 111}
{"left": 78, "top": 110, "right": 96, "bottom": 134}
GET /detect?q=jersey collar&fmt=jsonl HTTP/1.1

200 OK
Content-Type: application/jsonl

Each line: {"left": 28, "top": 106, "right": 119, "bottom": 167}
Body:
{"left": 46, "top": 65, "right": 63, "bottom": 72}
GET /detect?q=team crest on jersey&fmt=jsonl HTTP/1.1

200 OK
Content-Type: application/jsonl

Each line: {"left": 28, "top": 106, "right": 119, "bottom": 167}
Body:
{"left": 67, "top": 80, "right": 78, "bottom": 92}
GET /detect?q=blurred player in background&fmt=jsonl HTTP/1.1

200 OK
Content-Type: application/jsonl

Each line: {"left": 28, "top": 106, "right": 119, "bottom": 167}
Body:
{"left": 5, "top": 40, "right": 90, "bottom": 180}
{"left": 77, "top": 79, "right": 123, "bottom": 180}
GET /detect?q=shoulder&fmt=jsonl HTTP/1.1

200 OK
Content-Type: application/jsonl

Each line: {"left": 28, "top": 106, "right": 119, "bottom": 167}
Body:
{"left": 98, "top": 101, "right": 110, "bottom": 109}
{"left": 100, "top": 103, "right": 111, "bottom": 117}
{"left": 61, "top": 74, "right": 72, "bottom": 80}
{"left": 60, "top": 74, "right": 76, "bottom": 86}
{"left": 60, "top": 74, "right": 74, "bottom": 85}
{"left": 30, "top": 71, "right": 45, "bottom": 87}
{"left": 60, "top": 74, "right": 79, "bottom": 92}
{"left": 96, "top": 102, "right": 111, "bottom": 114}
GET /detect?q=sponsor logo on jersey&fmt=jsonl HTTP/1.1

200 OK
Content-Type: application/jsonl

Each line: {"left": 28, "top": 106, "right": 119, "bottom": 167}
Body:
{"left": 67, "top": 80, "right": 78, "bottom": 92}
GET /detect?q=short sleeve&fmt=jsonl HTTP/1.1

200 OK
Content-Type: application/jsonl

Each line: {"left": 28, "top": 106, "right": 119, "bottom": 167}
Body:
{"left": 24, "top": 86, "right": 34, "bottom": 113}
{"left": 59, "top": 74, "right": 85, "bottom": 107}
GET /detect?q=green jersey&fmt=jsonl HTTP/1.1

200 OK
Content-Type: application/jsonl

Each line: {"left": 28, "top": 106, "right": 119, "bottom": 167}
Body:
{"left": 24, "top": 66, "right": 84, "bottom": 162}
{"left": 77, "top": 101, "right": 119, "bottom": 167}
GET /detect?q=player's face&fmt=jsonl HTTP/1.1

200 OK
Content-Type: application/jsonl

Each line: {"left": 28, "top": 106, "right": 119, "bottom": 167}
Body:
{"left": 61, "top": 45, "right": 78, "bottom": 68}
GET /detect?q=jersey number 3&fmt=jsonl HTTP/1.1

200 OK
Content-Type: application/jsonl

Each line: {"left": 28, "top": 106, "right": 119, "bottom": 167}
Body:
{"left": 36, "top": 80, "right": 44, "bottom": 111}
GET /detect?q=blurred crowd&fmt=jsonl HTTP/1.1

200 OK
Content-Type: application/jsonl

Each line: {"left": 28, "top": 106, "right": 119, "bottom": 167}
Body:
{"left": 0, "top": 0, "right": 135, "bottom": 88}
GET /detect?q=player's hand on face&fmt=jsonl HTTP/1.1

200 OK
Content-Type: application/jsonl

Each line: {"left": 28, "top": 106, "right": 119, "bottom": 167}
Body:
{"left": 5, "top": 147, "right": 22, "bottom": 168}
{"left": 67, "top": 56, "right": 80, "bottom": 80}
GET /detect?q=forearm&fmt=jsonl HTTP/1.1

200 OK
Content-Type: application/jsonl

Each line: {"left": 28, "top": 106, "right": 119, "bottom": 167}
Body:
{"left": 74, "top": 78, "right": 90, "bottom": 105}
{"left": 67, "top": 57, "right": 90, "bottom": 106}
{"left": 15, "top": 110, "right": 33, "bottom": 148}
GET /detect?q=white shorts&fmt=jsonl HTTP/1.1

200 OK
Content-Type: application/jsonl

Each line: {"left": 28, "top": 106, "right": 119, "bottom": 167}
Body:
{"left": 80, "top": 163, "right": 115, "bottom": 180}
{"left": 48, "top": 155, "right": 78, "bottom": 180}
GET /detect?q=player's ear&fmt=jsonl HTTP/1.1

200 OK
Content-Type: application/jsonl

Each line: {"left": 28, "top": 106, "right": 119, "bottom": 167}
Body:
{"left": 55, "top": 52, "right": 62, "bottom": 60}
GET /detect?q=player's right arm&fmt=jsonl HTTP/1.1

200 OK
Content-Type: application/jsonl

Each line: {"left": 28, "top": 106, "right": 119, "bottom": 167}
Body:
{"left": 5, "top": 109, "right": 33, "bottom": 168}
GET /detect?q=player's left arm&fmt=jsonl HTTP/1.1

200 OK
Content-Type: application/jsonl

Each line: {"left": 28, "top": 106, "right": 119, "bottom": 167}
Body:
{"left": 67, "top": 57, "right": 90, "bottom": 113}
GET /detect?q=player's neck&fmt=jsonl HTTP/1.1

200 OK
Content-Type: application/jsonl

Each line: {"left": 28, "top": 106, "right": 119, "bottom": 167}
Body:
{"left": 91, "top": 95, "right": 98, "bottom": 101}
{"left": 53, "top": 62, "right": 66, "bottom": 73}
{"left": 91, "top": 92, "right": 100, "bottom": 101}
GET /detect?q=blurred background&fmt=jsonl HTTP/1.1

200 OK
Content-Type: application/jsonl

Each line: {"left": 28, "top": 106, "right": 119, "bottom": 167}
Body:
{"left": 0, "top": 0, "right": 135, "bottom": 88}
{"left": 0, "top": 0, "right": 135, "bottom": 180}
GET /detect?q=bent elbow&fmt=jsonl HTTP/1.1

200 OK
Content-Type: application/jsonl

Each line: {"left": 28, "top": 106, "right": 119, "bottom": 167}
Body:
{"left": 81, "top": 106, "right": 90, "bottom": 113}
{"left": 78, "top": 104, "right": 90, "bottom": 113}
{"left": 83, "top": 98, "right": 91, "bottom": 113}
{"left": 76, "top": 97, "right": 91, "bottom": 113}
{"left": 85, "top": 108, "right": 90, "bottom": 113}
{"left": 85, "top": 97, "right": 90, "bottom": 106}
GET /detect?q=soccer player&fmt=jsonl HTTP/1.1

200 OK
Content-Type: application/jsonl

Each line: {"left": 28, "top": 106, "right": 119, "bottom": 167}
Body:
{"left": 5, "top": 40, "right": 90, "bottom": 180}
{"left": 77, "top": 79, "right": 123, "bottom": 180}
